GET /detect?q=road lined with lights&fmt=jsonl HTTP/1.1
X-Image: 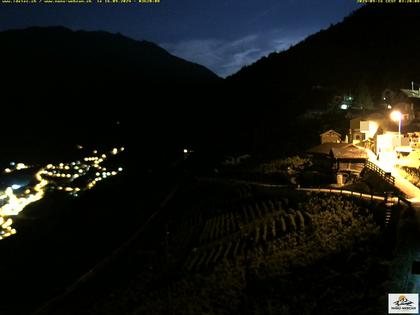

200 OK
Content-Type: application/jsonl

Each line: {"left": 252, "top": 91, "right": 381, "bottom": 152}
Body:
{"left": 0, "top": 147, "right": 125, "bottom": 240}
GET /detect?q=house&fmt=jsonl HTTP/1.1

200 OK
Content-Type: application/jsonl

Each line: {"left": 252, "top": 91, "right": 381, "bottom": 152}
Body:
{"left": 307, "top": 143, "right": 367, "bottom": 174}
{"left": 320, "top": 130, "right": 341, "bottom": 144}
{"left": 330, "top": 144, "right": 367, "bottom": 173}
{"left": 349, "top": 114, "right": 382, "bottom": 144}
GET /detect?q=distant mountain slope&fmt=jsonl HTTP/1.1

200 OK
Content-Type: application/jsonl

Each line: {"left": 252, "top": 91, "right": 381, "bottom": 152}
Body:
{"left": 0, "top": 27, "right": 224, "bottom": 153}
{"left": 229, "top": 4, "right": 420, "bottom": 103}
{"left": 0, "top": 26, "right": 219, "bottom": 82}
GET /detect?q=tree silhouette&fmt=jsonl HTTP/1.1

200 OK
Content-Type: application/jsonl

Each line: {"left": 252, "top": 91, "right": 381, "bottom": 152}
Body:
{"left": 355, "top": 80, "right": 374, "bottom": 110}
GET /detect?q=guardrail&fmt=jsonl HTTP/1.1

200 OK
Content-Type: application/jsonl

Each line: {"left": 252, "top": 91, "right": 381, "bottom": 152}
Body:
{"left": 298, "top": 187, "right": 386, "bottom": 202}
{"left": 365, "top": 160, "right": 395, "bottom": 186}
{"left": 297, "top": 187, "right": 411, "bottom": 207}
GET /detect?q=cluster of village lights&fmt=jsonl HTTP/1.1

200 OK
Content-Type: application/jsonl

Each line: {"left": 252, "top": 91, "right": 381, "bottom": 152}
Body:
{"left": 0, "top": 147, "right": 125, "bottom": 240}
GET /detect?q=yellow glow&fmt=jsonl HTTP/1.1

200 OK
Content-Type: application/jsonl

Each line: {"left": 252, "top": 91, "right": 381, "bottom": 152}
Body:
{"left": 368, "top": 121, "right": 379, "bottom": 138}
{"left": 2, "top": 218, "right": 13, "bottom": 229}
{"left": 16, "top": 163, "right": 28, "bottom": 170}
{"left": 391, "top": 110, "right": 402, "bottom": 122}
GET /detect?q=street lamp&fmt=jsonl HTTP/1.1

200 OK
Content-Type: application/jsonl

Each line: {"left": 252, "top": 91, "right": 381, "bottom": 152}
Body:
{"left": 390, "top": 110, "right": 402, "bottom": 143}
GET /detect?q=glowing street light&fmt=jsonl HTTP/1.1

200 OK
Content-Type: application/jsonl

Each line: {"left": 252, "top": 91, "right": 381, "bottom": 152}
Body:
{"left": 390, "top": 110, "right": 402, "bottom": 143}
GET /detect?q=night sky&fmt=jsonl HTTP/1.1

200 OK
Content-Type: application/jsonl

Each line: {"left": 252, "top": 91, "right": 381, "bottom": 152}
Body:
{"left": 0, "top": 0, "right": 362, "bottom": 77}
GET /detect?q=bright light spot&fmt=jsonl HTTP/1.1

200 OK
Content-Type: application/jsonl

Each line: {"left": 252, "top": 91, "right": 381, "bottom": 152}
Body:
{"left": 11, "top": 184, "right": 21, "bottom": 190}
{"left": 368, "top": 121, "right": 379, "bottom": 138}
{"left": 118, "top": 167, "right": 123, "bottom": 172}
{"left": 16, "top": 163, "right": 28, "bottom": 170}
{"left": 340, "top": 104, "right": 348, "bottom": 110}
{"left": 112, "top": 148, "right": 118, "bottom": 155}
{"left": 2, "top": 218, "right": 12, "bottom": 229}
{"left": 183, "top": 149, "right": 188, "bottom": 153}
{"left": 4, "top": 168, "right": 11, "bottom": 173}
{"left": 391, "top": 110, "right": 402, "bottom": 122}
{"left": 387, "top": 105, "right": 392, "bottom": 109}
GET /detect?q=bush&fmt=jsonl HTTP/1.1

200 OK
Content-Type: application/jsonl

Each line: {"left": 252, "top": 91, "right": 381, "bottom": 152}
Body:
{"left": 256, "top": 156, "right": 311, "bottom": 174}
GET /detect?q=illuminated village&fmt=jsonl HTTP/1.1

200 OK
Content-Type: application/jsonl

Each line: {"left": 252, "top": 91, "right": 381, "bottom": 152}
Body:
{"left": 0, "top": 147, "right": 124, "bottom": 240}
{"left": 309, "top": 84, "right": 420, "bottom": 194}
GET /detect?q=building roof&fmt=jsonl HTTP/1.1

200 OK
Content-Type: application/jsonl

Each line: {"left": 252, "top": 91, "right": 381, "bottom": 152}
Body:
{"left": 307, "top": 143, "right": 350, "bottom": 155}
{"left": 401, "top": 89, "right": 420, "bottom": 99}
{"left": 307, "top": 143, "right": 367, "bottom": 159}
{"left": 320, "top": 129, "right": 341, "bottom": 137}
{"left": 331, "top": 145, "right": 368, "bottom": 159}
